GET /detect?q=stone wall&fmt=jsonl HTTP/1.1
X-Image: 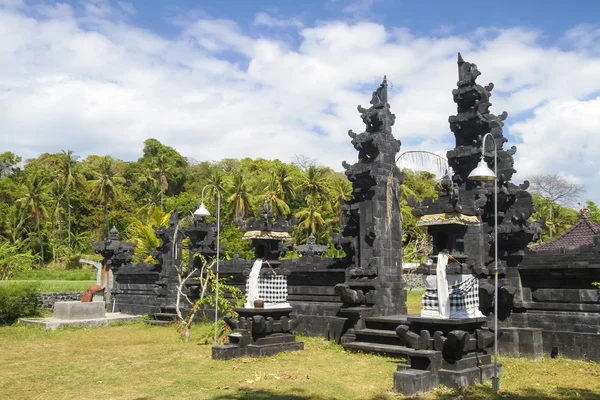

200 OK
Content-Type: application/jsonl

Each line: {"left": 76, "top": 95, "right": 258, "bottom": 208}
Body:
{"left": 402, "top": 270, "right": 424, "bottom": 291}
{"left": 37, "top": 292, "right": 83, "bottom": 310}
{"left": 502, "top": 246, "right": 600, "bottom": 361}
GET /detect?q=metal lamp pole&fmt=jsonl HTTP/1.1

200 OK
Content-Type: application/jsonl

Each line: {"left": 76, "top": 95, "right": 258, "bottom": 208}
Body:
{"left": 467, "top": 132, "right": 499, "bottom": 392}
{"left": 194, "top": 184, "right": 220, "bottom": 346}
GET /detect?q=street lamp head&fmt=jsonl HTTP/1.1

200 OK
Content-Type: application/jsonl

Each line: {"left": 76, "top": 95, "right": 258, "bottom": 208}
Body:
{"left": 468, "top": 157, "right": 496, "bottom": 181}
{"left": 194, "top": 203, "right": 211, "bottom": 217}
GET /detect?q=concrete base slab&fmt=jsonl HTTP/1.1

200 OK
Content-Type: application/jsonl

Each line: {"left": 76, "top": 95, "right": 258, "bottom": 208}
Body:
{"left": 54, "top": 301, "right": 105, "bottom": 320}
{"left": 19, "top": 313, "right": 142, "bottom": 330}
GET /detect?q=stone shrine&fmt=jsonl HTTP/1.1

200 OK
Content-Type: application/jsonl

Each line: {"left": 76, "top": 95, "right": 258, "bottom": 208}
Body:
{"left": 212, "top": 201, "right": 304, "bottom": 360}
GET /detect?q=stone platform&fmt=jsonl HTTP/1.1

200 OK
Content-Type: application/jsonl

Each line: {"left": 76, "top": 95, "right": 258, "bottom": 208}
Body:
{"left": 393, "top": 350, "right": 501, "bottom": 394}
{"left": 212, "top": 339, "right": 304, "bottom": 360}
{"left": 19, "top": 312, "right": 141, "bottom": 330}
{"left": 19, "top": 301, "right": 141, "bottom": 330}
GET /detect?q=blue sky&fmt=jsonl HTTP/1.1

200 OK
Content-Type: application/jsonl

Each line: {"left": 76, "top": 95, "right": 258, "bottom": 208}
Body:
{"left": 86, "top": 0, "right": 600, "bottom": 42}
{"left": 1, "top": 0, "right": 600, "bottom": 202}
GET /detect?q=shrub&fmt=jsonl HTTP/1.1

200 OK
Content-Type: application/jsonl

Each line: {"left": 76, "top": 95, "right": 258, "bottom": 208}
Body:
{"left": 0, "top": 281, "right": 41, "bottom": 324}
{"left": 0, "top": 241, "right": 37, "bottom": 280}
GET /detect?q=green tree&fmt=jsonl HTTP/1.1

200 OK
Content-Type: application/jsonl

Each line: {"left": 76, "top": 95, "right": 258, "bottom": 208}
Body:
{"left": 327, "top": 174, "right": 353, "bottom": 224}
{"left": 0, "top": 152, "right": 22, "bottom": 178}
{"left": 18, "top": 172, "right": 49, "bottom": 263}
{"left": 206, "top": 167, "right": 229, "bottom": 208}
{"left": 529, "top": 174, "right": 584, "bottom": 238}
{"left": 274, "top": 164, "right": 297, "bottom": 201}
{"left": 154, "top": 153, "right": 170, "bottom": 211}
{"left": 227, "top": 171, "right": 252, "bottom": 220}
{"left": 48, "top": 180, "right": 65, "bottom": 261}
{"left": 88, "top": 156, "right": 125, "bottom": 239}
{"left": 295, "top": 197, "right": 328, "bottom": 239}
{"left": 264, "top": 172, "right": 290, "bottom": 217}
{"left": 2, "top": 204, "right": 28, "bottom": 247}
{"left": 58, "top": 150, "right": 83, "bottom": 249}
{"left": 531, "top": 194, "right": 578, "bottom": 242}
{"left": 296, "top": 165, "right": 331, "bottom": 203}
{"left": 585, "top": 200, "right": 600, "bottom": 224}
{"left": 126, "top": 208, "right": 171, "bottom": 262}
{"left": 0, "top": 240, "right": 37, "bottom": 280}
{"left": 138, "top": 138, "right": 188, "bottom": 201}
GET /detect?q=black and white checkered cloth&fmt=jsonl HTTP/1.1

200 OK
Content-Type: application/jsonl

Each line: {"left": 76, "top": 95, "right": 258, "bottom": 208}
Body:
{"left": 245, "top": 274, "right": 288, "bottom": 304}
{"left": 422, "top": 275, "right": 479, "bottom": 314}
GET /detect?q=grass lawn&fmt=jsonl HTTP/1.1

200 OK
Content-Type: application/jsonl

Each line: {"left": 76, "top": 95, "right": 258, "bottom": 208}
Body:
{"left": 1, "top": 322, "right": 599, "bottom": 400}
{"left": 406, "top": 288, "right": 424, "bottom": 315}
{"left": 0, "top": 280, "right": 96, "bottom": 292}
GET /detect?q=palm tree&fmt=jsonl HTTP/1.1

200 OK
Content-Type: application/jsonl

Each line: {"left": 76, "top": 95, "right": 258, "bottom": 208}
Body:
{"left": 295, "top": 197, "right": 328, "bottom": 239}
{"left": 327, "top": 175, "right": 353, "bottom": 224}
{"left": 136, "top": 185, "right": 162, "bottom": 222}
{"left": 153, "top": 153, "right": 170, "bottom": 211}
{"left": 264, "top": 172, "right": 290, "bottom": 217}
{"left": 227, "top": 171, "right": 252, "bottom": 220}
{"left": 127, "top": 208, "right": 171, "bottom": 262}
{"left": 4, "top": 203, "right": 28, "bottom": 247}
{"left": 88, "top": 156, "right": 125, "bottom": 239}
{"left": 18, "top": 171, "right": 49, "bottom": 263}
{"left": 58, "top": 150, "right": 82, "bottom": 249}
{"left": 206, "top": 167, "right": 229, "bottom": 207}
{"left": 296, "top": 165, "right": 331, "bottom": 203}
{"left": 274, "top": 164, "right": 296, "bottom": 202}
{"left": 48, "top": 180, "right": 65, "bottom": 261}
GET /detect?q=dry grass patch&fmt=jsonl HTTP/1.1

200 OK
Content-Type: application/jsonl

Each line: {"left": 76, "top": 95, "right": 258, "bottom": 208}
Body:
{"left": 1, "top": 322, "right": 599, "bottom": 400}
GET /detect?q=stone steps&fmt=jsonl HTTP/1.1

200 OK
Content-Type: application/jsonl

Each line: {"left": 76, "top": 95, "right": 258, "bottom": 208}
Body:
{"left": 145, "top": 319, "right": 174, "bottom": 326}
{"left": 355, "top": 328, "right": 399, "bottom": 337}
{"left": 146, "top": 306, "right": 179, "bottom": 325}
{"left": 354, "top": 328, "right": 404, "bottom": 346}
{"left": 151, "top": 312, "right": 178, "bottom": 321}
{"left": 341, "top": 314, "right": 416, "bottom": 355}
{"left": 343, "top": 341, "right": 412, "bottom": 358}
{"left": 365, "top": 314, "right": 410, "bottom": 330}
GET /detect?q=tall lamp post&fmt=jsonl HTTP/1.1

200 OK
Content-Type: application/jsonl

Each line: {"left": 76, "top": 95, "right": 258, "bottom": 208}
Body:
{"left": 194, "top": 184, "right": 221, "bottom": 346}
{"left": 467, "top": 132, "right": 499, "bottom": 392}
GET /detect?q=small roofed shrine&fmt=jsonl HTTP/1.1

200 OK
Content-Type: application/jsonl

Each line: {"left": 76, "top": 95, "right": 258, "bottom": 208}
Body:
{"left": 212, "top": 200, "right": 304, "bottom": 360}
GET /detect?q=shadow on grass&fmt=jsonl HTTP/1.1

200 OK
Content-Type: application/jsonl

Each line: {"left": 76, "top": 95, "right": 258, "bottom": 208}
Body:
{"left": 405, "top": 385, "right": 600, "bottom": 400}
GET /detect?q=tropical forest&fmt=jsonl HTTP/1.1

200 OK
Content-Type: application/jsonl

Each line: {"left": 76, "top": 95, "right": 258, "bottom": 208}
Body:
{"left": 0, "top": 138, "right": 598, "bottom": 280}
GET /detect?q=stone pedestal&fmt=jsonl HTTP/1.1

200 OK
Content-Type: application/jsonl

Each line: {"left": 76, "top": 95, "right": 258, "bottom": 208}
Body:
{"left": 212, "top": 307, "right": 304, "bottom": 360}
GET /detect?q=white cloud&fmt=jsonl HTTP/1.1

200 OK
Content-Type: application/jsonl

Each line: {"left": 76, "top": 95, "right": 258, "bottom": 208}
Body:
{"left": 511, "top": 97, "right": 600, "bottom": 186}
{"left": 1, "top": 2, "right": 600, "bottom": 201}
{"left": 342, "top": 0, "right": 375, "bottom": 16}
{"left": 254, "top": 12, "right": 302, "bottom": 28}
{"left": 0, "top": 0, "right": 24, "bottom": 8}
{"left": 81, "top": 0, "right": 112, "bottom": 18}
{"left": 117, "top": 1, "right": 136, "bottom": 15}
{"left": 564, "top": 24, "right": 600, "bottom": 54}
